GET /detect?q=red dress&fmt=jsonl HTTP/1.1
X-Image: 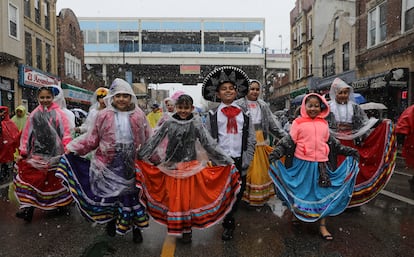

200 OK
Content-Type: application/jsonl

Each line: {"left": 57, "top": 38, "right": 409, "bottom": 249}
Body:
{"left": 396, "top": 105, "right": 414, "bottom": 168}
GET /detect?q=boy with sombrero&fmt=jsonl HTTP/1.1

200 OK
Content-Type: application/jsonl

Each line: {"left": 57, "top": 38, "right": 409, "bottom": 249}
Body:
{"left": 203, "top": 66, "right": 256, "bottom": 241}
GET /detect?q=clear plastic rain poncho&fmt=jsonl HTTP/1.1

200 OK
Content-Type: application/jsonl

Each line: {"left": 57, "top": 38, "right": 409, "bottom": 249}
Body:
{"left": 19, "top": 87, "right": 72, "bottom": 170}
{"left": 138, "top": 113, "right": 234, "bottom": 178}
{"left": 67, "top": 78, "right": 151, "bottom": 197}
{"left": 77, "top": 87, "right": 108, "bottom": 134}
{"left": 51, "top": 85, "right": 76, "bottom": 129}
{"left": 327, "top": 78, "right": 378, "bottom": 140}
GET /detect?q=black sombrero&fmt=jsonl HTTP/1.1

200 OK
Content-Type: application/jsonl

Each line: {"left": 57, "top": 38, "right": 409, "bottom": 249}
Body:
{"left": 202, "top": 66, "right": 250, "bottom": 102}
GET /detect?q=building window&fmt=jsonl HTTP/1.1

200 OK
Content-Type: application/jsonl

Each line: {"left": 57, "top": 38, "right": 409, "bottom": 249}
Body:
{"left": 36, "top": 38, "right": 42, "bottom": 69}
{"left": 333, "top": 17, "right": 339, "bottom": 41}
{"left": 8, "top": 3, "right": 19, "bottom": 39}
{"left": 35, "top": 0, "right": 41, "bottom": 25}
{"left": 24, "top": 0, "right": 31, "bottom": 18}
{"left": 99, "top": 31, "right": 108, "bottom": 43}
{"left": 43, "top": 2, "right": 50, "bottom": 30}
{"left": 368, "top": 3, "right": 387, "bottom": 47}
{"left": 307, "top": 53, "right": 312, "bottom": 75}
{"left": 25, "top": 32, "right": 33, "bottom": 66}
{"left": 403, "top": 0, "right": 414, "bottom": 32}
{"left": 64, "top": 52, "right": 82, "bottom": 81}
{"left": 45, "top": 43, "right": 51, "bottom": 72}
{"left": 296, "top": 57, "right": 303, "bottom": 79}
{"left": 342, "top": 42, "right": 349, "bottom": 71}
{"left": 322, "top": 50, "right": 335, "bottom": 77}
{"left": 87, "top": 30, "right": 98, "bottom": 44}
{"left": 308, "top": 15, "right": 312, "bottom": 40}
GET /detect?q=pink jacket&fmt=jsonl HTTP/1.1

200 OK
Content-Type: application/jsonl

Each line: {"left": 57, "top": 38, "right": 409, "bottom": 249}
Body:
{"left": 290, "top": 93, "right": 330, "bottom": 162}
{"left": 68, "top": 106, "right": 151, "bottom": 165}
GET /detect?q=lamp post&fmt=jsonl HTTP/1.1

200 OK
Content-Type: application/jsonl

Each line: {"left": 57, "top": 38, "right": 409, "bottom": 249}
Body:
{"left": 278, "top": 35, "right": 283, "bottom": 54}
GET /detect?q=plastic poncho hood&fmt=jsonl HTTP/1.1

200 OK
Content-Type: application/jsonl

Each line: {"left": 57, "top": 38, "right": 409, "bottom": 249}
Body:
{"left": 104, "top": 78, "right": 137, "bottom": 110}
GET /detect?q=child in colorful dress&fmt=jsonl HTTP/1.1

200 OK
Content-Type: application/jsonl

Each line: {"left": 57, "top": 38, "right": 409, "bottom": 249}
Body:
{"left": 57, "top": 78, "right": 151, "bottom": 243}
{"left": 326, "top": 78, "right": 397, "bottom": 207}
{"left": 14, "top": 86, "right": 73, "bottom": 222}
{"left": 235, "top": 79, "right": 287, "bottom": 206}
{"left": 202, "top": 66, "right": 256, "bottom": 241}
{"left": 136, "top": 94, "right": 239, "bottom": 243}
{"left": 269, "top": 93, "right": 360, "bottom": 240}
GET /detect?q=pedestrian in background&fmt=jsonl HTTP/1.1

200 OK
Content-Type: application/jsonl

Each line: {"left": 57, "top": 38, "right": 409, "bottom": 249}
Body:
{"left": 136, "top": 94, "right": 238, "bottom": 243}
{"left": 203, "top": 66, "right": 256, "bottom": 241}
{"left": 57, "top": 78, "right": 151, "bottom": 243}
{"left": 146, "top": 103, "right": 163, "bottom": 128}
{"left": 269, "top": 93, "right": 360, "bottom": 241}
{"left": 14, "top": 86, "right": 73, "bottom": 222}
{"left": 235, "top": 79, "right": 287, "bottom": 206}
{"left": 74, "top": 87, "right": 108, "bottom": 134}
{"left": 0, "top": 106, "right": 20, "bottom": 188}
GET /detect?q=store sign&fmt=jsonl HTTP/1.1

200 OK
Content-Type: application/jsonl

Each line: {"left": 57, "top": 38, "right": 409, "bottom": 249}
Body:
{"left": 402, "top": 91, "right": 408, "bottom": 99}
{"left": 180, "top": 65, "right": 200, "bottom": 75}
{"left": 19, "top": 65, "right": 60, "bottom": 88}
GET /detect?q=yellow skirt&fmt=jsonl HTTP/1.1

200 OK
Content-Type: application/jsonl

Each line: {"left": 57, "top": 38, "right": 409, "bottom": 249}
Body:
{"left": 243, "top": 130, "right": 275, "bottom": 206}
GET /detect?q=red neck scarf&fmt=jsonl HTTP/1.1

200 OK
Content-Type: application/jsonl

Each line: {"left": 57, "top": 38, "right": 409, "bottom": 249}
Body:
{"left": 221, "top": 105, "right": 241, "bottom": 134}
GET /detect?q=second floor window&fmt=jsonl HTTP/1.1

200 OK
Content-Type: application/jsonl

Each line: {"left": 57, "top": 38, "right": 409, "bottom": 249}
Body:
{"left": 368, "top": 3, "right": 387, "bottom": 47}
{"left": 35, "top": 0, "right": 41, "bottom": 25}
{"left": 24, "top": 0, "right": 31, "bottom": 18}
{"left": 342, "top": 42, "right": 350, "bottom": 71}
{"left": 25, "top": 32, "right": 33, "bottom": 66}
{"left": 322, "top": 50, "right": 335, "bottom": 77}
{"left": 333, "top": 17, "right": 339, "bottom": 41}
{"left": 403, "top": 0, "right": 414, "bottom": 31}
{"left": 8, "top": 3, "right": 19, "bottom": 39}
{"left": 36, "top": 38, "right": 42, "bottom": 69}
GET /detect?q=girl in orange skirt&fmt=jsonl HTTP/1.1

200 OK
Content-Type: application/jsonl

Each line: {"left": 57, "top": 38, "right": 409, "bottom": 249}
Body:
{"left": 135, "top": 94, "right": 240, "bottom": 243}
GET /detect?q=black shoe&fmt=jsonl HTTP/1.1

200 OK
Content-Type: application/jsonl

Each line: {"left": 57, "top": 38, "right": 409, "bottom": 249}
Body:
{"left": 222, "top": 217, "right": 235, "bottom": 241}
{"left": 180, "top": 232, "right": 192, "bottom": 244}
{"left": 16, "top": 207, "right": 34, "bottom": 222}
{"left": 106, "top": 220, "right": 116, "bottom": 237}
{"left": 222, "top": 227, "right": 234, "bottom": 241}
{"left": 132, "top": 228, "right": 143, "bottom": 243}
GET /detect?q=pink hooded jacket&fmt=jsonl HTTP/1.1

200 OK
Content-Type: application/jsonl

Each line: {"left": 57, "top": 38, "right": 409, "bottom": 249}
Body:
{"left": 290, "top": 93, "right": 330, "bottom": 162}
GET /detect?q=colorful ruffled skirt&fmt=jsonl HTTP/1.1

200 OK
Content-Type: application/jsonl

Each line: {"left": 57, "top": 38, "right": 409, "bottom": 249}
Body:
{"left": 14, "top": 159, "right": 72, "bottom": 210}
{"left": 135, "top": 160, "right": 241, "bottom": 235}
{"left": 56, "top": 153, "right": 149, "bottom": 235}
{"left": 338, "top": 119, "right": 397, "bottom": 207}
{"left": 269, "top": 157, "right": 359, "bottom": 222}
{"left": 242, "top": 130, "right": 275, "bottom": 206}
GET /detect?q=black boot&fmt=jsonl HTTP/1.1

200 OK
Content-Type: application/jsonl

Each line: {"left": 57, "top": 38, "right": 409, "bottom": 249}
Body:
{"left": 132, "top": 227, "right": 143, "bottom": 243}
{"left": 222, "top": 217, "right": 235, "bottom": 241}
{"left": 106, "top": 219, "right": 116, "bottom": 237}
{"left": 16, "top": 207, "right": 34, "bottom": 222}
{"left": 180, "top": 231, "right": 192, "bottom": 244}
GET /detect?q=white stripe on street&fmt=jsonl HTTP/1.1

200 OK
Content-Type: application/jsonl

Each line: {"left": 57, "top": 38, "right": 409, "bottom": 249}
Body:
{"left": 380, "top": 190, "right": 414, "bottom": 205}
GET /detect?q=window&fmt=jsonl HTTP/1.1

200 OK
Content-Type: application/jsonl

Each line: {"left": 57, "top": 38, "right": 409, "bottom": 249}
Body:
{"left": 24, "top": 0, "right": 31, "bottom": 18}
{"left": 342, "top": 42, "right": 349, "bottom": 71}
{"left": 43, "top": 2, "right": 50, "bottom": 30}
{"left": 8, "top": 3, "right": 19, "bottom": 39}
{"left": 307, "top": 53, "right": 312, "bottom": 75}
{"left": 25, "top": 32, "right": 33, "bottom": 66}
{"left": 308, "top": 15, "right": 312, "bottom": 39}
{"left": 87, "top": 30, "right": 97, "bottom": 44}
{"left": 333, "top": 17, "right": 339, "bottom": 41}
{"left": 45, "top": 43, "right": 51, "bottom": 72}
{"left": 368, "top": 3, "right": 387, "bottom": 47}
{"left": 64, "top": 52, "right": 82, "bottom": 81}
{"left": 322, "top": 50, "right": 335, "bottom": 77}
{"left": 36, "top": 38, "right": 42, "bottom": 69}
{"left": 99, "top": 31, "right": 108, "bottom": 43}
{"left": 35, "top": 0, "right": 41, "bottom": 25}
{"left": 403, "top": 0, "right": 414, "bottom": 31}
{"left": 296, "top": 56, "right": 303, "bottom": 79}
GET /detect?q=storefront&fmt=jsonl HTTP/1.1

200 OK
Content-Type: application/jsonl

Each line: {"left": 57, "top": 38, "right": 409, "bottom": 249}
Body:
{"left": 0, "top": 76, "right": 15, "bottom": 113}
{"left": 18, "top": 65, "right": 61, "bottom": 112}
{"left": 352, "top": 68, "right": 409, "bottom": 121}
{"left": 61, "top": 83, "right": 93, "bottom": 111}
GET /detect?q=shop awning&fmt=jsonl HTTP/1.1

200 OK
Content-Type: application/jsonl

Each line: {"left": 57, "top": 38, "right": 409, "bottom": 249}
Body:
{"left": 61, "top": 83, "right": 93, "bottom": 104}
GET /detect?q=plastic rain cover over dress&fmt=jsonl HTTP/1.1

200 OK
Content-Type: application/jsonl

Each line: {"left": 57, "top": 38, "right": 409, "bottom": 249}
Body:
{"left": 56, "top": 78, "right": 151, "bottom": 234}
{"left": 135, "top": 113, "right": 241, "bottom": 235}
{"left": 14, "top": 88, "right": 73, "bottom": 210}
{"left": 327, "top": 78, "right": 397, "bottom": 207}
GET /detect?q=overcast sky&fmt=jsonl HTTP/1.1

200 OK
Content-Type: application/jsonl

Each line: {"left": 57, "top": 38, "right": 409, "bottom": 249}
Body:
{"left": 56, "top": 0, "right": 296, "bottom": 52}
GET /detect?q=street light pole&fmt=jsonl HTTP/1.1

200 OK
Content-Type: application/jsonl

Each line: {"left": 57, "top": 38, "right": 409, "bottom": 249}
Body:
{"left": 278, "top": 35, "right": 283, "bottom": 54}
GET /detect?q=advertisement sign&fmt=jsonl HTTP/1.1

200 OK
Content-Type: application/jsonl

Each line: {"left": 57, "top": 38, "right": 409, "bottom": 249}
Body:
{"left": 180, "top": 65, "right": 200, "bottom": 75}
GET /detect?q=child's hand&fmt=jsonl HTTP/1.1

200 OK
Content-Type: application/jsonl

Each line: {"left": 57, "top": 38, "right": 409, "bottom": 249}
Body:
{"left": 269, "top": 149, "right": 283, "bottom": 162}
